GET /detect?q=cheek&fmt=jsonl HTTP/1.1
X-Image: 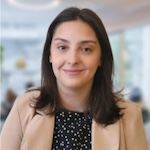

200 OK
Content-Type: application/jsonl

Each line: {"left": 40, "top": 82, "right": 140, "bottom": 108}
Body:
{"left": 51, "top": 61, "right": 59, "bottom": 77}
{"left": 86, "top": 60, "right": 99, "bottom": 74}
{"left": 51, "top": 55, "right": 64, "bottom": 70}
{"left": 50, "top": 51, "right": 58, "bottom": 64}
{"left": 89, "top": 56, "right": 101, "bottom": 68}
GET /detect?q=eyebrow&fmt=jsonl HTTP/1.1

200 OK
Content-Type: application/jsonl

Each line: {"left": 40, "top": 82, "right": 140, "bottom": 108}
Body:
{"left": 54, "top": 38, "right": 97, "bottom": 44}
{"left": 54, "top": 38, "right": 69, "bottom": 43}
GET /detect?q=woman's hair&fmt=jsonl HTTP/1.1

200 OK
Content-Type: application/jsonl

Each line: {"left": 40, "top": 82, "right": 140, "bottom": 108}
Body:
{"left": 33, "top": 7, "right": 123, "bottom": 126}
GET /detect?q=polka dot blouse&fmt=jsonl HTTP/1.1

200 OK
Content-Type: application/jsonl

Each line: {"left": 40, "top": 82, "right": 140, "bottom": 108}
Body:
{"left": 51, "top": 109, "right": 92, "bottom": 150}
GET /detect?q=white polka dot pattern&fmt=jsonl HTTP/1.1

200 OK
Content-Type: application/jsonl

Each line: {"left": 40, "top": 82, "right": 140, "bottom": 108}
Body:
{"left": 52, "top": 110, "right": 92, "bottom": 150}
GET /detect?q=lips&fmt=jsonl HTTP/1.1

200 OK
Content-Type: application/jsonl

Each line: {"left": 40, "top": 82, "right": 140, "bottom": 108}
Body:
{"left": 63, "top": 69, "right": 83, "bottom": 76}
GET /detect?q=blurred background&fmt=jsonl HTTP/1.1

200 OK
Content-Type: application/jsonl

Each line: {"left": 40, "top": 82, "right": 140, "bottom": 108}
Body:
{"left": 0, "top": 0, "right": 150, "bottom": 146}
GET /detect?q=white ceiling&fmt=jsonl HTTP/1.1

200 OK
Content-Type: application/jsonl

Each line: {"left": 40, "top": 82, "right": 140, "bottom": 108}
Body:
{"left": 1, "top": 0, "right": 150, "bottom": 33}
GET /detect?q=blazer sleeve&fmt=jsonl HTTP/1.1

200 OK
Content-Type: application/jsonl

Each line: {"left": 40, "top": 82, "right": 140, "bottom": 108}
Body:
{"left": 1, "top": 97, "right": 23, "bottom": 150}
{"left": 1, "top": 90, "right": 39, "bottom": 150}
{"left": 121, "top": 101, "right": 149, "bottom": 150}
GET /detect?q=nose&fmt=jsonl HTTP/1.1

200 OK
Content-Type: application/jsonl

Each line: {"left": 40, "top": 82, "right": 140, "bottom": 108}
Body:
{"left": 67, "top": 49, "right": 79, "bottom": 65}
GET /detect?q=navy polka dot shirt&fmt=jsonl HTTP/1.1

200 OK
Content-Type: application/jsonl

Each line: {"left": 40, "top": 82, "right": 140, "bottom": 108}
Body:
{"left": 52, "top": 109, "right": 92, "bottom": 150}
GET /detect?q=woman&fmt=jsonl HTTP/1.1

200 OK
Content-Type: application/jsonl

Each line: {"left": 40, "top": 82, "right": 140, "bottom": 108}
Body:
{"left": 1, "top": 7, "right": 148, "bottom": 150}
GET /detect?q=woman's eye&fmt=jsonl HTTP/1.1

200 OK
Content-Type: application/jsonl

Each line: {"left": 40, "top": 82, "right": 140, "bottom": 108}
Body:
{"left": 82, "top": 47, "right": 92, "bottom": 52}
{"left": 58, "top": 46, "right": 66, "bottom": 50}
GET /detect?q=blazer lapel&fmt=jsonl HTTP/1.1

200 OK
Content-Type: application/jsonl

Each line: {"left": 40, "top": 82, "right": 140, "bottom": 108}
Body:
{"left": 92, "top": 120, "right": 120, "bottom": 150}
{"left": 24, "top": 112, "right": 120, "bottom": 150}
{"left": 25, "top": 114, "right": 55, "bottom": 150}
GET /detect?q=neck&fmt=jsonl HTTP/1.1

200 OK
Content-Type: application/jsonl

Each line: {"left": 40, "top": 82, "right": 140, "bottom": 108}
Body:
{"left": 57, "top": 85, "right": 92, "bottom": 112}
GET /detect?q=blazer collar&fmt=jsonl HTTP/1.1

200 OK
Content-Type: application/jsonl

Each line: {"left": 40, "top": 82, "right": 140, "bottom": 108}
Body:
{"left": 25, "top": 114, "right": 120, "bottom": 150}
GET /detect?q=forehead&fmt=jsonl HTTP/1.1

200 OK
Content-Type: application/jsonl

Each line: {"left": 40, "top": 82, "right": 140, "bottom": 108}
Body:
{"left": 53, "top": 20, "right": 98, "bottom": 40}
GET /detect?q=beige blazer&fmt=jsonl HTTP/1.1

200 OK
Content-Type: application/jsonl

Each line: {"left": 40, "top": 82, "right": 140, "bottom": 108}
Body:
{"left": 1, "top": 90, "right": 149, "bottom": 150}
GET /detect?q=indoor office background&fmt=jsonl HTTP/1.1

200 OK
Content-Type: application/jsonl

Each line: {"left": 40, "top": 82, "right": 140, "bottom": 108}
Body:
{"left": 1, "top": 0, "right": 150, "bottom": 146}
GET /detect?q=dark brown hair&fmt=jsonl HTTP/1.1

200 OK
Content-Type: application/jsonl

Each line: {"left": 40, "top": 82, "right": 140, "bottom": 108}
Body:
{"left": 33, "top": 7, "right": 123, "bottom": 126}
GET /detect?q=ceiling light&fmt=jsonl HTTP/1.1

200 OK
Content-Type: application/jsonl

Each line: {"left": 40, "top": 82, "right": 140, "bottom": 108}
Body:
{"left": 8, "top": 0, "right": 60, "bottom": 10}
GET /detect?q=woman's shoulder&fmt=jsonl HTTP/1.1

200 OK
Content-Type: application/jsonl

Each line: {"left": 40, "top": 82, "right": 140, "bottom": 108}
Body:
{"left": 2, "top": 88, "right": 41, "bottom": 134}
{"left": 17, "top": 87, "right": 40, "bottom": 105}
{"left": 117, "top": 99, "right": 142, "bottom": 122}
{"left": 14, "top": 89, "right": 40, "bottom": 115}
{"left": 118, "top": 99, "right": 141, "bottom": 109}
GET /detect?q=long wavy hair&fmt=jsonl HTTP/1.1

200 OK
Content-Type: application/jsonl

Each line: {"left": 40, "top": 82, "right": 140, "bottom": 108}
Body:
{"left": 33, "top": 7, "right": 123, "bottom": 126}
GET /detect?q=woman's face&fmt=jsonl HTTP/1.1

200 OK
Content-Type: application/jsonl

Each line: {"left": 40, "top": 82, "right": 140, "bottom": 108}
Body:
{"left": 50, "top": 20, "right": 101, "bottom": 90}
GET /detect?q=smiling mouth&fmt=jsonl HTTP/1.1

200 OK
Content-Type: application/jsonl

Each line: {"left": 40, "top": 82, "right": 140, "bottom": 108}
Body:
{"left": 63, "top": 69, "right": 83, "bottom": 76}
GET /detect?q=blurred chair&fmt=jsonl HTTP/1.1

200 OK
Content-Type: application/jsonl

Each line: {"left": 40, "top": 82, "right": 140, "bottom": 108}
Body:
{"left": 1, "top": 89, "right": 17, "bottom": 128}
